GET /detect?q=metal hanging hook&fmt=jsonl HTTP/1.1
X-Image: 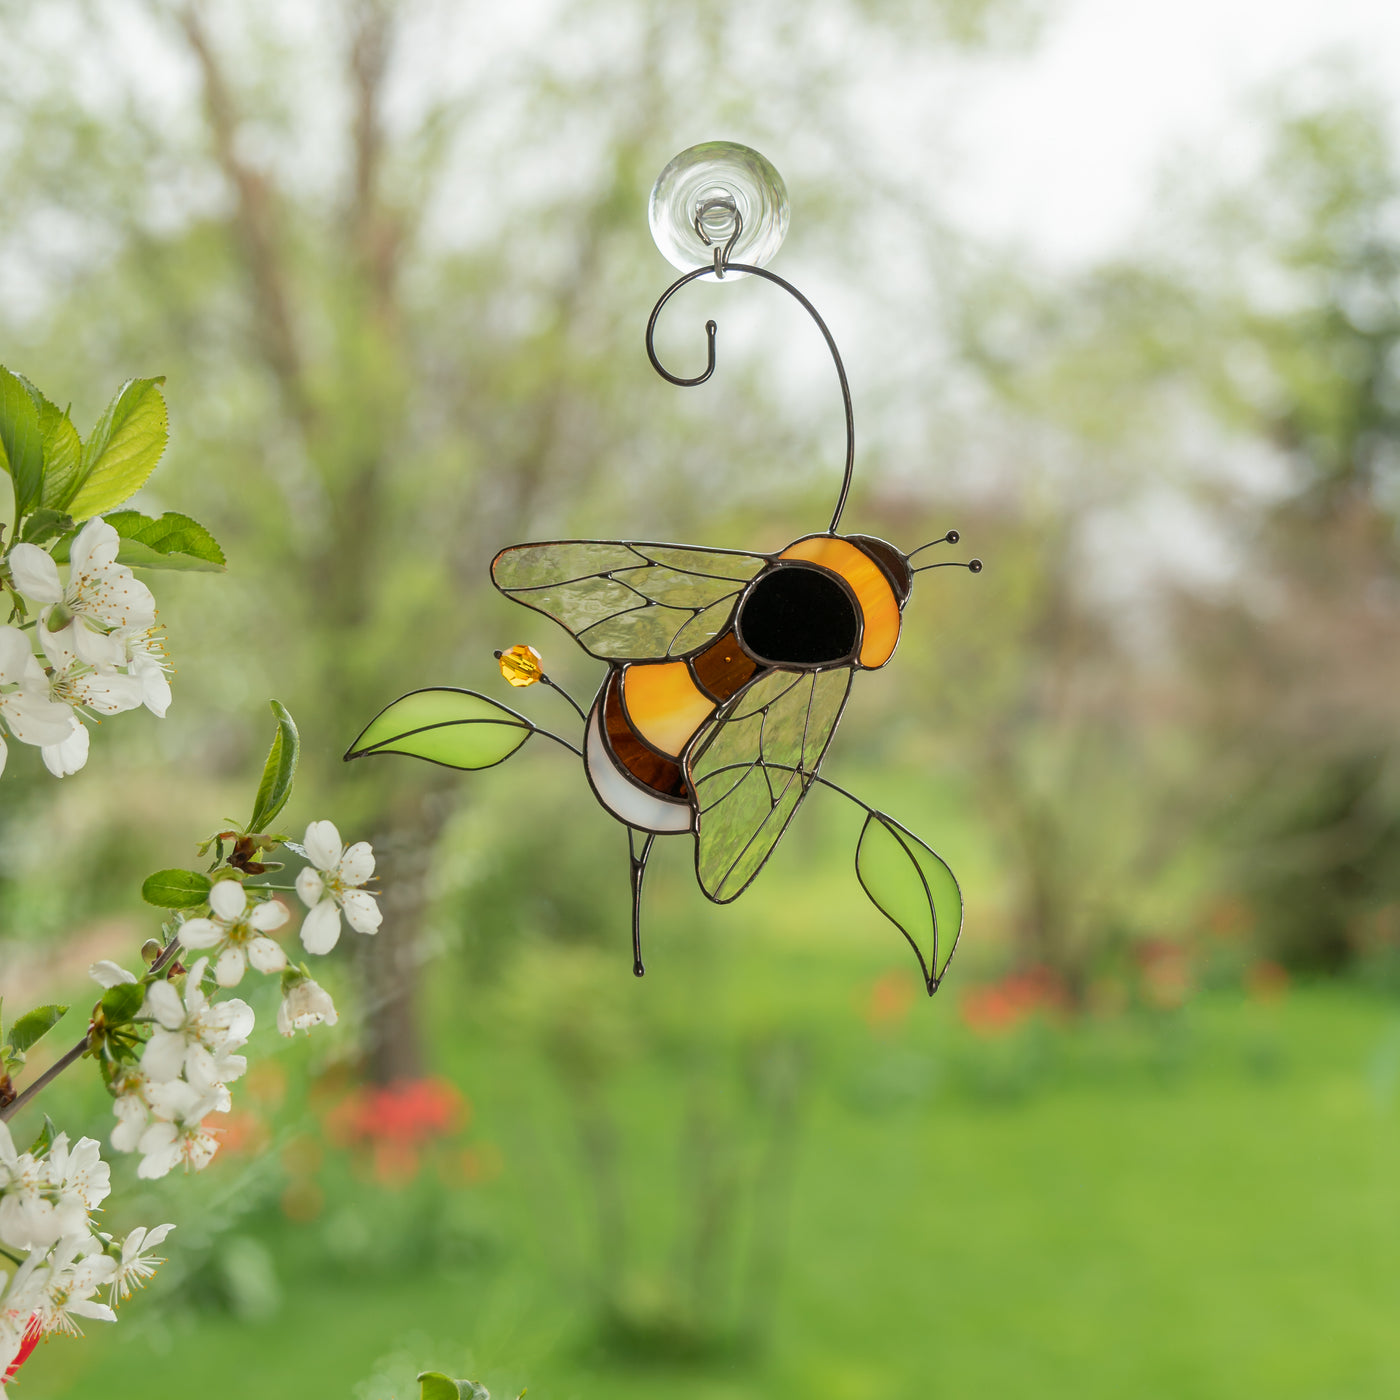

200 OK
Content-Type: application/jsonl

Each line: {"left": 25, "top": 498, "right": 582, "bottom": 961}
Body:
{"left": 644, "top": 257, "right": 858, "bottom": 534}
{"left": 693, "top": 197, "right": 744, "bottom": 279}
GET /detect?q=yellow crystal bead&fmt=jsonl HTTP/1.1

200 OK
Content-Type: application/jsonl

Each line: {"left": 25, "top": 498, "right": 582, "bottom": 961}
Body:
{"left": 498, "top": 643, "right": 544, "bottom": 687}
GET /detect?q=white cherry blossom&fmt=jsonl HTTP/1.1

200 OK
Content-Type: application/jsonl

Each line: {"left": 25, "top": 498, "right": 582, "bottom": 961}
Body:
{"left": 27, "top": 1235, "right": 117, "bottom": 1335}
{"left": 41, "top": 713, "right": 90, "bottom": 778}
{"left": 110, "top": 1223, "right": 174, "bottom": 1301}
{"left": 89, "top": 960, "right": 138, "bottom": 989}
{"left": 0, "top": 624, "right": 74, "bottom": 777}
{"left": 147, "top": 1074, "right": 230, "bottom": 1121}
{"left": 6, "top": 519, "right": 155, "bottom": 668}
{"left": 296, "top": 821, "right": 381, "bottom": 954}
{"left": 107, "top": 1070, "right": 154, "bottom": 1154}
{"left": 39, "top": 621, "right": 144, "bottom": 717}
{"left": 31, "top": 613, "right": 142, "bottom": 780}
{"left": 0, "top": 1250, "right": 44, "bottom": 1369}
{"left": 46, "top": 1135, "right": 111, "bottom": 1219}
{"left": 277, "top": 976, "right": 338, "bottom": 1036}
{"left": 0, "top": 1151, "right": 58, "bottom": 1252}
{"left": 117, "top": 626, "right": 173, "bottom": 717}
{"left": 140, "top": 959, "right": 253, "bottom": 1089}
{"left": 135, "top": 1081, "right": 224, "bottom": 1179}
{"left": 177, "top": 881, "right": 288, "bottom": 987}
{"left": 0, "top": 1125, "right": 107, "bottom": 1252}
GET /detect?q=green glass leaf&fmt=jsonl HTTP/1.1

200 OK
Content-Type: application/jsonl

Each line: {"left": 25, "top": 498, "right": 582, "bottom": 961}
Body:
{"left": 7, "top": 1004, "right": 68, "bottom": 1055}
{"left": 248, "top": 700, "right": 300, "bottom": 835}
{"left": 103, "top": 509, "right": 226, "bottom": 571}
{"left": 346, "top": 688, "right": 534, "bottom": 770}
{"left": 855, "top": 812, "right": 964, "bottom": 994}
{"left": 141, "top": 868, "right": 213, "bottom": 909}
{"left": 0, "top": 366, "right": 44, "bottom": 518}
{"left": 101, "top": 982, "right": 145, "bottom": 1027}
{"left": 65, "top": 377, "right": 168, "bottom": 519}
{"left": 34, "top": 389, "right": 82, "bottom": 511}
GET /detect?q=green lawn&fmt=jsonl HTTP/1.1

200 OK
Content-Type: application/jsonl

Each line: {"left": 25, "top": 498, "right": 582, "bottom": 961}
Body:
{"left": 19, "top": 948, "right": 1400, "bottom": 1400}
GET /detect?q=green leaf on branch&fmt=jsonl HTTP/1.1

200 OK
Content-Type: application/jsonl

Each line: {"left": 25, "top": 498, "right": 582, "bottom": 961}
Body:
{"left": 418, "top": 1376, "right": 461, "bottom": 1400}
{"left": 63, "top": 377, "right": 168, "bottom": 519}
{"left": 19, "top": 508, "right": 74, "bottom": 546}
{"left": 35, "top": 389, "right": 82, "bottom": 510}
{"left": 141, "top": 868, "right": 213, "bottom": 909}
{"left": 346, "top": 689, "right": 535, "bottom": 770}
{"left": 247, "top": 700, "right": 300, "bottom": 834}
{"left": 29, "top": 1116, "right": 58, "bottom": 1158}
{"left": 418, "top": 1375, "right": 493, "bottom": 1400}
{"left": 854, "top": 812, "right": 964, "bottom": 996}
{"left": 102, "top": 509, "right": 226, "bottom": 572}
{"left": 28, "top": 1116, "right": 58, "bottom": 1158}
{"left": 0, "top": 366, "right": 44, "bottom": 518}
{"left": 101, "top": 982, "right": 145, "bottom": 1028}
{"left": 7, "top": 1004, "right": 68, "bottom": 1055}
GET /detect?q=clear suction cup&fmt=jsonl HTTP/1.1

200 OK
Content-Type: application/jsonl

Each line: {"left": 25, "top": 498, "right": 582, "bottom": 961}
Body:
{"left": 648, "top": 142, "right": 790, "bottom": 278}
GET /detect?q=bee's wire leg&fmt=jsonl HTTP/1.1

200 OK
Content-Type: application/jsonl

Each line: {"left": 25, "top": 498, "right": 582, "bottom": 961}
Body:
{"left": 540, "top": 673, "right": 588, "bottom": 725}
{"left": 628, "top": 829, "right": 656, "bottom": 978}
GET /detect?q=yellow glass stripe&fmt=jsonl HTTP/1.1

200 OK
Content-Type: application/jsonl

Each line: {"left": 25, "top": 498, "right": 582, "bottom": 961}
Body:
{"left": 622, "top": 661, "right": 716, "bottom": 757}
{"left": 779, "top": 536, "right": 901, "bottom": 667}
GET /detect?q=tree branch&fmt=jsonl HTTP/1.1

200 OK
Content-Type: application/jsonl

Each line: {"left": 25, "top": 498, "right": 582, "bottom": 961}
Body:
{"left": 0, "top": 934, "right": 182, "bottom": 1124}
{"left": 0, "top": 1036, "right": 92, "bottom": 1125}
{"left": 177, "top": 1, "right": 314, "bottom": 431}
{"left": 347, "top": 0, "right": 402, "bottom": 319}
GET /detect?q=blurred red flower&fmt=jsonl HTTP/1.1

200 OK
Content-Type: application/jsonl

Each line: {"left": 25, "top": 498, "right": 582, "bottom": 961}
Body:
{"left": 1246, "top": 958, "right": 1289, "bottom": 1003}
{"left": 323, "top": 1077, "right": 468, "bottom": 1187}
{"left": 961, "top": 966, "right": 1066, "bottom": 1036}
{"left": 1136, "top": 939, "right": 1192, "bottom": 1010}
{"left": 208, "top": 1109, "right": 269, "bottom": 1158}
{"left": 863, "top": 972, "right": 916, "bottom": 1031}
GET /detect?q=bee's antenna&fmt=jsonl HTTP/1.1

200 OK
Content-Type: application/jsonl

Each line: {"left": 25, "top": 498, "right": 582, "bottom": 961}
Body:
{"left": 913, "top": 559, "right": 983, "bottom": 575}
{"left": 907, "top": 530, "right": 961, "bottom": 560}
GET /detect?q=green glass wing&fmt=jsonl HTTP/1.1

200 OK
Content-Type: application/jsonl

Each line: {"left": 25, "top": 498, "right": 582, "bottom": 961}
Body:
{"left": 855, "top": 813, "right": 964, "bottom": 994}
{"left": 687, "top": 667, "right": 851, "bottom": 903}
{"left": 345, "top": 688, "right": 534, "bottom": 770}
{"left": 491, "top": 539, "right": 769, "bottom": 661}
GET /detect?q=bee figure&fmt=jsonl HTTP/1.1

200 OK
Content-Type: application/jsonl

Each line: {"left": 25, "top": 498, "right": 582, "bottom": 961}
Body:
{"left": 346, "top": 185, "right": 980, "bottom": 995}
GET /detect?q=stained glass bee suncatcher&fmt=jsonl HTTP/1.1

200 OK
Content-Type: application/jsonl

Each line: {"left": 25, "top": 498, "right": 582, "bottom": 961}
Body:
{"left": 347, "top": 143, "right": 981, "bottom": 994}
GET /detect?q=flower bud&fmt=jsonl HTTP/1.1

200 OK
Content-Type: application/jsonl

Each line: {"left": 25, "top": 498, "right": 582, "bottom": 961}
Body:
{"left": 277, "top": 976, "right": 338, "bottom": 1037}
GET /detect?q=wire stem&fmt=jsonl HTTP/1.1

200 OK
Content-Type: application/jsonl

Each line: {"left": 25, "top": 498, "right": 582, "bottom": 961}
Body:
{"left": 811, "top": 772, "right": 876, "bottom": 814}
{"left": 532, "top": 726, "right": 583, "bottom": 758}
{"left": 541, "top": 674, "right": 588, "bottom": 725}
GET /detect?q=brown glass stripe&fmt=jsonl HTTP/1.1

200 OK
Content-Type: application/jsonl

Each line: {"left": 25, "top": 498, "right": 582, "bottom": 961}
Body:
{"left": 690, "top": 628, "right": 761, "bottom": 703}
{"left": 602, "top": 670, "right": 689, "bottom": 798}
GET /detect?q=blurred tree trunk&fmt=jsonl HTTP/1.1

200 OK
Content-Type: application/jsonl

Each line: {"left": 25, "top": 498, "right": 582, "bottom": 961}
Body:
{"left": 181, "top": 0, "right": 434, "bottom": 1080}
{"left": 173, "top": 0, "right": 672, "bottom": 1081}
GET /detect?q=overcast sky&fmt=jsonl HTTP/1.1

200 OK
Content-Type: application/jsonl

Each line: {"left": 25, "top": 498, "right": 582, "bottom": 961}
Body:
{"left": 943, "top": 0, "right": 1400, "bottom": 265}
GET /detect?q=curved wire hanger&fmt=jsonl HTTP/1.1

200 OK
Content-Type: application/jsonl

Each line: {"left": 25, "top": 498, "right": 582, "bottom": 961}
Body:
{"left": 645, "top": 206, "right": 857, "bottom": 536}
